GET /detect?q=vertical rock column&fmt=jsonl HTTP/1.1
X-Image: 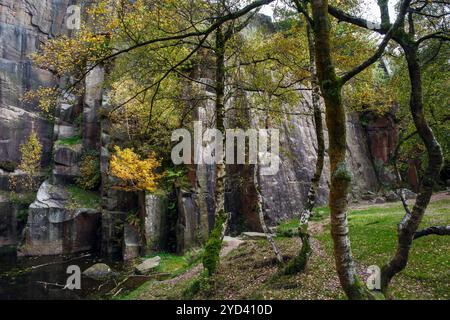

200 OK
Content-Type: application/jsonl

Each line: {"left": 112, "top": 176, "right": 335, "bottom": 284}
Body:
{"left": 144, "top": 194, "right": 167, "bottom": 253}
{"left": 83, "top": 66, "right": 104, "bottom": 150}
{"left": 176, "top": 78, "right": 215, "bottom": 253}
{"left": 99, "top": 94, "right": 138, "bottom": 260}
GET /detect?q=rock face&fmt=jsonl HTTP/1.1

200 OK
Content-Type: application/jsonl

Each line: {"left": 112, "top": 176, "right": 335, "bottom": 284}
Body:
{"left": 123, "top": 223, "right": 140, "bottom": 260}
{"left": 83, "top": 66, "right": 104, "bottom": 149}
{"left": 99, "top": 94, "right": 139, "bottom": 259}
{"left": 176, "top": 189, "right": 202, "bottom": 253}
{"left": 254, "top": 96, "right": 379, "bottom": 225}
{"left": 144, "top": 194, "right": 167, "bottom": 252}
{"left": 0, "top": 0, "right": 70, "bottom": 166}
{"left": 0, "top": 5, "right": 402, "bottom": 259}
{"left": 362, "top": 112, "right": 398, "bottom": 185}
{"left": 19, "top": 180, "right": 101, "bottom": 256}
{"left": 0, "top": 194, "right": 17, "bottom": 248}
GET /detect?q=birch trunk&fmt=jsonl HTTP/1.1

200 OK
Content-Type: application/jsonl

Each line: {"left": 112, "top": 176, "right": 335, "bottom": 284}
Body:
{"left": 254, "top": 161, "right": 284, "bottom": 264}
{"left": 311, "top": 0, "right": 372, "bottom": 299}
{"left": 381, "top": 40, "right": 443, "bottom": 294}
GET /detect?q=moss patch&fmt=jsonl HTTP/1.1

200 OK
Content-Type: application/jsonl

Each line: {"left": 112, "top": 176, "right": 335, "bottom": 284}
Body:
{"left": 202, "top": 213, "right": 226, "bottom": 276}
{"left": 67, "top": 185, "right": 101, "bottom": 209}
{"left": 56, "top": 134, "right": 82, "bottom": 147}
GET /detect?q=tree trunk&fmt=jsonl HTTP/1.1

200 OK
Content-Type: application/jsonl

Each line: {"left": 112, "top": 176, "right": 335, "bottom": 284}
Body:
{"left": 311, "top": 0, "right": 372, "bottom": 299}
{"left": 326, "top": 0, "right": 443, "bottom": 295}
{"left": 203, "top": 27, "right": 229, "bottom": 276}
{"left": 284, "top": 15, "right": 324, "bottom": 275}
{"left": 214, "top": 27, "right": 226, "bottom": 222}
{"left": 381, "top": 41, "right": 443, "bottom": 293}
{"left": 302, "top": 16, "right": 325, "bottom": 223}
{"left": 254, "top": 161, "right": 284, "bottom": 264}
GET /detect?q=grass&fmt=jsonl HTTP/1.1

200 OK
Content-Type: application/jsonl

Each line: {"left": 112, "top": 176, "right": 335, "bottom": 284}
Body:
{"left": 117, "top": 250, "right": 203, "bottom": 300}
{"left": 315, "top": 199, "right": 450, "bottom": 299}
{"left": 276, "top": 206, "right": 330, "bottom": 237}
{"left": 67, "top": 185, "right": 101, "bottom": 209}
{"left": 56, "top": 134, "right": 82, "bottom": 146}
{"left": 119, "top": 197, "right": 449, "bottom": 300}
{"left": 145, "top": 250, "right": 202, "bottom": 276}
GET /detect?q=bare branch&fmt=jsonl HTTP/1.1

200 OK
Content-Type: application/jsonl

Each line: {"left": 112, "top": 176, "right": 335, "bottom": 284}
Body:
{"left": 414, "top": 225, "right": 450, "bottom": 239}
{"left": 340, "top": 0, "right": 412, "bottom": 84}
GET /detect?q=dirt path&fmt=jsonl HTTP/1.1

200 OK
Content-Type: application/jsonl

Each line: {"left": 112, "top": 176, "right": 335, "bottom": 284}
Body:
{"left": 162, "top": 236, "right": 244, "bottom": 286}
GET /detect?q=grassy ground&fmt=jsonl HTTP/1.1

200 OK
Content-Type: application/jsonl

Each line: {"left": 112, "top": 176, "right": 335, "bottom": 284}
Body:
{"left": 119, "top": 196, "right": 449, "bottom": 300}
{"left": 144, "top": 250, "right": 203, "bottom": 276}
{"left": 67, "top": 185, "right": 101, "bottom": 209}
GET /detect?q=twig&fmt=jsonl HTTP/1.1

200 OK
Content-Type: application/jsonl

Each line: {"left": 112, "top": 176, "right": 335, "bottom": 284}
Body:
{"left": 30, "top": 253, "right": 91, "bottom": 270}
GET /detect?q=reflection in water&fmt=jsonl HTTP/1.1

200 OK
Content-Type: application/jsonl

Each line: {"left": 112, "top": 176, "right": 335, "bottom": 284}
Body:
{"left": 0, "top": 249, "right": 122, "bottom": 300}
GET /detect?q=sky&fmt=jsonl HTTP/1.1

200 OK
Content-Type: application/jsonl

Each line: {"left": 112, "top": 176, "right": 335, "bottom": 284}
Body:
{"left": 259, "top": 0, "right": 399, "bottom": 23}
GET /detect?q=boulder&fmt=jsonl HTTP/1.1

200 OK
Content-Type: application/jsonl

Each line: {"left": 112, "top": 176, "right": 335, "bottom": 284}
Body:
{"left": 374, "top": 197, "right": 386, "bottom": 204}
{"left": 83, "top": 263, "right": 113, "bottom": 280}
{"left": 361, "top": 191, "right": 377, "bottom": 201}
{"left": 384, "top": 191, "right": 399, "bottom": 202}
{"left": 384, "top": 189, "right": 417, "bottom": 202}
{"left": 241, "top": 232, "right": 267, "bottom": 240}
{"left": 402, "top": 189, "right": 417, "bottom": 200}
{"left": 19, "top": 180, "right": 101, "bottom": 256}
{"left": 135, "top": 256, "right": 161, "bottom": 274}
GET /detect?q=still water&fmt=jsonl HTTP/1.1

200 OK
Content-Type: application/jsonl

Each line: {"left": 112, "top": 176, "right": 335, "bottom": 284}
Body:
{"left": 0, "top": 248, "right": 124, "bottom": 300}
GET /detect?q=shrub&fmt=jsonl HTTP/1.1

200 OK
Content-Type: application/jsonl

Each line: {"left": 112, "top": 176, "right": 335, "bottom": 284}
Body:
{"left": 9, "top": 130, "right": 42, "bottom": 192}
{"left": 0, "top": 161, "right": 18, "bottom": 173}
{"left": 110, "top": 146, "right": 161, "bottom": 192}
{"left": 76, "top": 150, "right": 101, "bottom": 190}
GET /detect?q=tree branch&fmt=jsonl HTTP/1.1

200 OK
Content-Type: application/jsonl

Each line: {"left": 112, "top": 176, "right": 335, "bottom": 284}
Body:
{"left": 340, "top": 0, "right": 412, "bottom": 84}
{"left": 71, "top": 0, "right": 275, "bottom": 89}
{"left": 414, "top": 225, "right": 450, "bottom": 239}
{"left": 417, "top": 32, "right": 450, "bottom": 45}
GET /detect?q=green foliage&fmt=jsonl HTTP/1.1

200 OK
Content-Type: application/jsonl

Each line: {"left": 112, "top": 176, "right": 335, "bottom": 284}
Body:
{"left": 76, "top": 150, "right": 101, "bottom": 190}
{"left": 276, "top": 219, "right": 299, "bottom": 238}
{"left": 389, "top": 41, "right": 450, "bottom": 176}
{"left": 202, "top": 212, "right": 226, "bottom": 276}
{"left": 145, "top": 250, "right": 203, "bottom": 276}
{"left": 67, "top": 185, "right": 101, "bottom": 209}
{"left": 16, "top": 209, "right": 29, "bottom": 224}
{"left": 9, "top": 192, "right": 36, "bottom": 207}
{"left": 311, "top": 206, "right": 330, "bottom": 221}
{"left": 126, "top": 211, "right": 142, "bottom": 230}
{"left": 161, "top": 167, "right": 190, "bottom": 192}
{"left": 0, "top": 161, "right": 17, "bottom": 173}
{"left": 57, "top": 134, "right": 82, "bottom": 146}
{"left": 9, "top": 130, "right": 42, "bottom": 192}
{"left": 276, "top": 206, "right": 329, "bottom": 238}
